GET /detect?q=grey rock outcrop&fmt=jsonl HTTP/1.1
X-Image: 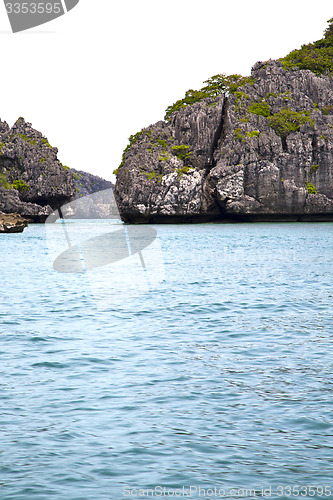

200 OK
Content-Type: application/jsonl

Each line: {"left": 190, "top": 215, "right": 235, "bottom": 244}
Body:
{"left": 0, "top": 118, "right": 75, "bottom": 221}
{"left": 72, "top": 169, "right": 113, "bottom": 198}
{"left": 115, "top": 60, "right": 333, "bottom": 222}
{"left": 0, "top": 213, "right": 28, "bottom": 233}
{"left": 70, "top": 169, "right": 114, "bottom": 218}
{"left": 0, "top": 187, "right": 52, "bottom": 220}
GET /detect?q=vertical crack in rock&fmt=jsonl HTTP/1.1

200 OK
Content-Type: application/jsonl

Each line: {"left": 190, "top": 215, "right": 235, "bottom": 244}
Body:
{"left": 201, "top": 97, "right": 231, "bottom": 219}
{"left": 207, "top": 97, "right": 228, "bottom": 173}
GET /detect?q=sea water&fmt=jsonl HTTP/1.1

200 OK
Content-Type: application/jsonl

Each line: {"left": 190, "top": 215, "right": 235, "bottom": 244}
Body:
{"left": 0, "top": 222, "right": 332, "bottom": 499}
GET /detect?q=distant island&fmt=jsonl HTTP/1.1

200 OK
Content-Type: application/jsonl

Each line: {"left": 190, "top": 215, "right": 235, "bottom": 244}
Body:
{"left": 0, "top": 118, "right": 112, "bottom": 232}
{"left": 114, "top": 18, "right": 333, "bottom": 223}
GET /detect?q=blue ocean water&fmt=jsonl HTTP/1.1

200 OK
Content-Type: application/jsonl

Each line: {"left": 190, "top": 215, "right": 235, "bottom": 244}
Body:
{"left": 0, "top": 222, "right": 332, "bottom": 499}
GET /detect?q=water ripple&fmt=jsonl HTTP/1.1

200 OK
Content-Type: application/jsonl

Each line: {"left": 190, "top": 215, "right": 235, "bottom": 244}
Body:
{"left": 0, "top": 223, "right": 332, "bottom": 498}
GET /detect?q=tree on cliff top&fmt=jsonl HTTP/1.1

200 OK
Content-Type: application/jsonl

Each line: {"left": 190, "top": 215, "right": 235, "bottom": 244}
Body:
{"left": 280, "top": 18, "right": 333, "bottom": 75}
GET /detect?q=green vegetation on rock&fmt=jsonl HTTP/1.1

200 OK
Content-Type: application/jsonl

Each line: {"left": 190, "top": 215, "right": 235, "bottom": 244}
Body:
{"left": 280, "top": 18, "right": 333, "bottom": 75}
{"left": 268, "top": 109, "right": 314, "bottom": 138}
{"left": 164, "top": 90, "right": 211, "bottom": 121}
{"left": 171, "top": 145, "right": 191, "bottom": 160}
{"left": 202, "top": 74, "right": 255, "bottom": 96}
{"left": 247, "top": 130, "right": 261, "bottom": 138}
{"left": 146, "top": 172, "right": 157, "bottom": 180}
{"left": 19, "top": 134, "right": 37, "bottom": 146}
{"left": 234, "top": 91, "right": 250, "bottom": 113}
{"left": 265, "top": 92, "right": 277, "bottom": 99}
{"left": 158, "top": 155, "right": 169, "bottom": 162}
{"left": 0, "top": 172, "right": 10, "bottom": 189}
{"left": 11, "top": 179, "right": 30, "bottom": 192}
{"left": 0, "top": 173, "right": 30, "bottom": 193}
{"left": 306, "top": 182, "right": 317, "bottom": 194}
{"left": 234, "top": 91, "right": 250, "bottom": 103}
{"left": 164, "top": 74, "right": 255, "bottom": 120}
{"left": 176, "top": 166, "right": 194, "bottom": 179}
{"left": 41, "top": 138, "right": 52, "bottom": 148}
{"left": 143, "top": 171, "right": 163, "bottom": 182}
{"left": 234, "top": 128, "right": 246, "bottom": 141}
{"left": 155, "top": 138, "right": 168, "bottom": 149}
{"left": 117, "top": 130, "right": 147, "bottom": 173}
{"left": 322, "top": 105, "right": 333, "bottom": 115}
{"left": 248, "top": 101, "right": 270, "bottom": 117}
{"left": 310, "top": 164, "right": 319, "bottom": 174}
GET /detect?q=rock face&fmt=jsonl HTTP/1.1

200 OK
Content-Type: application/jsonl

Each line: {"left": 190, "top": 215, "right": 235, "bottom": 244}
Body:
{"left": 72, "top": 169, "right": 113, "bottom": 198}
{"left": 0, "top": 118, "right": 75, "bottom": 221}
{"left": 0, "top": 213, "right": 28, "bottom": 233}
{"left": 115, "top": 60, "right": 333, "bottom": 222}
{"left": 70, "top": 169, "right": 114, "bottom": 218}
{"left": 0, "top": 186, "right": 52, "bottom": 220}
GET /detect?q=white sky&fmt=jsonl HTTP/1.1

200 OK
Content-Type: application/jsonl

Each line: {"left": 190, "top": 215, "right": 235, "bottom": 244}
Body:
{"left": 0, "top": 1, "right": 332, "bottom": 182}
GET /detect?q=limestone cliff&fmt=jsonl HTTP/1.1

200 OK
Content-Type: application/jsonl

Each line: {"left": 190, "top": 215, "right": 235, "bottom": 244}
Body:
{"left": 0, "top": 118, "right": 75, "bottom": 221}
{"left": 72, "top": 169, "right": 113, "bottom": 198}
{"left": 71, "top": 169, "right": 114, "bottom": 218}
{"left": 115, "top": 26, "right": 333, "bottom": 223}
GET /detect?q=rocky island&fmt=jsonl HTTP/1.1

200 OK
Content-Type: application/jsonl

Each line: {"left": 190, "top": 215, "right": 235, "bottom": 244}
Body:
{"left": 0, "top": 118, "right": 113, "bottom": 231}
{"left": 115, "top": 19, "right": 333, "bottom": 223}
{"left": 0, "top": 117, "right": 75, "bottom": 223}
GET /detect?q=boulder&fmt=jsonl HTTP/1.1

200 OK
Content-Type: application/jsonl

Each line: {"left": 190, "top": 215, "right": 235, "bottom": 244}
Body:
{"left": 0, "top": 213, "right": 28, "bottom": 233}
